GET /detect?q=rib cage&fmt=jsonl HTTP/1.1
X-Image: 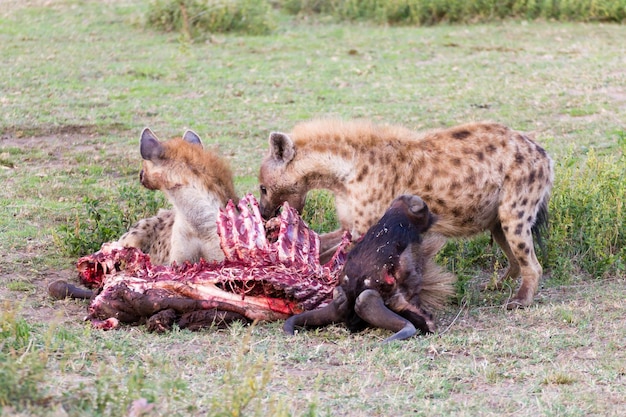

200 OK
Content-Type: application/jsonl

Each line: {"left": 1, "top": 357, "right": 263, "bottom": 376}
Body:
{"left": 77, "top": 194, "right": 350, "bottom": 327}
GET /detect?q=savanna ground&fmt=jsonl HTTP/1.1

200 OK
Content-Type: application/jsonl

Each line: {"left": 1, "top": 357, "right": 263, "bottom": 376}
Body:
{"left": 1, "top": 1, "right": 625, "bottom": 416}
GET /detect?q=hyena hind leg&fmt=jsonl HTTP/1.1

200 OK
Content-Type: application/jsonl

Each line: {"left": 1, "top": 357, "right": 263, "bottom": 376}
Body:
{"left": 498, "top": 219, "right": 543, "bottom": 309}
{"left": 481, "top": 223, "right": 521, "bottom": 291}
{"left": 117, "top": 209, "right": 174, "bottom": 265}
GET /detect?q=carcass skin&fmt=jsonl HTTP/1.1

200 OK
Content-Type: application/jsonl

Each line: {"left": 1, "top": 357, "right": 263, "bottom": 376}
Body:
{"left": 283, "top": 195, "right": 456, "bottom": 343}
{"left": 75, "top": 194, "right": 350, "bottom": 330}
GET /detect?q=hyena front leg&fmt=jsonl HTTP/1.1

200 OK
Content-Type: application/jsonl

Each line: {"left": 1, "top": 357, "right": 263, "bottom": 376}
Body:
{"left": 319, "top": 229, "right": 347, "bottom": 264}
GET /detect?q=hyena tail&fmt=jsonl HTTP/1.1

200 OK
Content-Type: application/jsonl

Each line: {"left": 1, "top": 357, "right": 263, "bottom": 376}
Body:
{"left": 532, "top": 193, "right": 550, "bottom": 263}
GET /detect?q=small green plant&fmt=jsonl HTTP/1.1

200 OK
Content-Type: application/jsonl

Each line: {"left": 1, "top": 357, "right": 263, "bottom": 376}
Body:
{"left": 55, "top": 185, "right": 167, "bottom": 256}
{"left": 436, "top": 234, "right": 506, "bottom": 292}
{"left": 301, "top": 189, "right": 340, "bottom": 233}
{"left": 147, "top": 0, "right": 276, "bottom": 39}
{"left": 557, "top": 307, "right": 576, "bottom": 324}
{"left": 548, "top": 144, "right": 626, "bottom": 281}
{"left": 5, "top": 281, "right": 36, "bottom": 292}
{"left": 617, "top": 129, "right": 626, "bottom": 154}
{"left": 542, "top": 372, "right": 577, "bottom": 385}
{"left": 0, "top": 304, "right": 49, "bottom": 408}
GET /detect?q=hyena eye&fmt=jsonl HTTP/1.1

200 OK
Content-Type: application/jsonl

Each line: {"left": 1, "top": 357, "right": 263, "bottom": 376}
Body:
{"left": 260, "top": 185, "right": 267, "bottom": 195}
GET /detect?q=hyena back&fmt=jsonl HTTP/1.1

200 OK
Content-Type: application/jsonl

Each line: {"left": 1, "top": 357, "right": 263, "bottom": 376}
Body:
{"left": 118, "top": 128, "right": 238, "bottom": 265}
{"left": 258, "top": 119, "right": 554, "bottom": 308}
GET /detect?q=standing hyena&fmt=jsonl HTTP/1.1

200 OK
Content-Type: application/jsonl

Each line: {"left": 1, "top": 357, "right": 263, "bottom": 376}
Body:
{"left": 258, "top": 119, "right": 554, "bottom": 308}
{"left": 117, "top": 128, "right": 238, "bottom": 265}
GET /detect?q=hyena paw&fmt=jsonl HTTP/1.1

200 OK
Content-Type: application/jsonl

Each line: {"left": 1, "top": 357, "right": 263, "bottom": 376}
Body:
{"left": 505, "top": 292, "right": 534, "bottom": 310}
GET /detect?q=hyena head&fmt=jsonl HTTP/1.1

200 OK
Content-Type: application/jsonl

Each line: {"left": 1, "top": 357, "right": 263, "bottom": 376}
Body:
{"left": 258, "top": 132, "right": 308, "bottom": 219}
{"left": 139, "top": 127, "right": 204, "bottom": 192}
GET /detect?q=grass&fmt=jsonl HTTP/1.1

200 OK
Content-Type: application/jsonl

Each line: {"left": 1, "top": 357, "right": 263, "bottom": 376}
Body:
{"left": 1, "top": 1, "right": 626, "bottom": 416}
{"left": 548, "top": 146, "right": 626, "bottom": 280}
{"left": 147, "top": 0, "right": 276, "bottom": 38}
{"left": 1, "top": 281, "right": 624, "bottom": 416}
{"left": 55, "top": 186, "right": 167, "bottom": 256}
{"left": 279, "top": 0, "right": 626, "bottom": 24}
{"left": 147, "top": 0, "right": 626, "bottom": 33}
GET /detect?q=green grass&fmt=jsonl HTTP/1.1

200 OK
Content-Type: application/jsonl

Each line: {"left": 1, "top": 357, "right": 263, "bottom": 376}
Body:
{"left": 1, "top": 281, "right": 624, "bottom": 415}
{"left": 301, "top": 190, "right": 340, "bottom": 233}
{"left": 279, "top": 0, "right": 626, "bottom": 24}
{"left": 1, "top": 1, "right": 626, "bottom": 416}
{"left": 548, "top": 145, "right": 626, "bottom": 279}
{"left": 55, "top": 186, "right": 167, "bottom": 256}
{"left": 147, "top": 0, "right": 276, "bottom": 38}
{"left": 147, "top": 0, "right": 626, "bottom": 34}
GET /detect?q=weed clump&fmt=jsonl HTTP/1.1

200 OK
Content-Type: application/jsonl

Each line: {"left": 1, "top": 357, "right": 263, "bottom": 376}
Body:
{"left": 146, "top": 0, "right": 276, "bottom": 38}
{"left": 205, "top": 325, "right": 293, "bottom": 416}
{"left": 547, "top": 133, "right": 626, "bottom": 281}
{"left": 56, "top": 185, "right": 166, "bottom": 257}
{"left": 280, "top": 0, "right": 626, "bottom": 24}
{"left": 301, "top": 189, "right": 340, "bottom": 234}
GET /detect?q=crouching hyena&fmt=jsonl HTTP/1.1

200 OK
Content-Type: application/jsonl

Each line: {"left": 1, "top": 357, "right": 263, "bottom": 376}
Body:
{"left": 118, "top": 128, "right": 238, "bottom": 265}
{"left": 258, "top": 119, "right": 554, "bottom": 308}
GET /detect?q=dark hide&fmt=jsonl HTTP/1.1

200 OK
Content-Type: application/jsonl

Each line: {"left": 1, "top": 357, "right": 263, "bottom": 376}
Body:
{"left": 284, "top": 194, "right": 440, "bottom": 343}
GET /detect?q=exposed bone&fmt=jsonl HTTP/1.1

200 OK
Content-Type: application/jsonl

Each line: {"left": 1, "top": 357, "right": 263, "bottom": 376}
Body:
{"left": 71, "top": 194, "right": 350, "bottom": 330}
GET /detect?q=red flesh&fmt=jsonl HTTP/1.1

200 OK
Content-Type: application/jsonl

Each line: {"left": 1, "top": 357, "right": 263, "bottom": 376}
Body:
{"left": 77, "top": 194, "right": 350, "bottom": 329}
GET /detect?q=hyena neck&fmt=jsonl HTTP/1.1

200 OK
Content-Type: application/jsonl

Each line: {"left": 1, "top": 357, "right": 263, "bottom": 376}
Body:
{"left": 166, "top": 186, "right": 222, "bottom": 235}
{"left": 299, "top": 152, "right": 354, "bottom": 195}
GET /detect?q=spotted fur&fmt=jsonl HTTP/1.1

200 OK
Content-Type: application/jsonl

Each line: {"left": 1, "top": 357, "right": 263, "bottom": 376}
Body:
{"left": 258, "top": 119, "right": 554, "bottom": 308}
{"left": 118, "top": 128, "right": 237, "bottom": 265}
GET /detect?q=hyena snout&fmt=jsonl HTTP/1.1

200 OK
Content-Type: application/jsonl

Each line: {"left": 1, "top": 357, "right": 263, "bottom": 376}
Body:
{"left": 259, "top": 193, "right": 306, "bottom": 220}
{"left": 139, "top": 169, "right": 153, "bottom": 190}
{"left": 259, "top": 199, "right": 281, "bottom": 220}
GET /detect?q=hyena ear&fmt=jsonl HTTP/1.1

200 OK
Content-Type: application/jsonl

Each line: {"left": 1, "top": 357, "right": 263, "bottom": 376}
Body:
{"left": 140, "top": 127, "right": 164, "bottom": 161}
{"left": 182, "top": 130, "right": 203, "bottom": 147}
{"left": 268, "top": 132, "right": 295, "bottom": 164}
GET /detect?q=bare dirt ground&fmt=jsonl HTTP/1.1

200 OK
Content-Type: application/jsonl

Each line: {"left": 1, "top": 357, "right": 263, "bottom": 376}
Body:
{"left": 0, "top": 128, "right": 137, "bottom": 325}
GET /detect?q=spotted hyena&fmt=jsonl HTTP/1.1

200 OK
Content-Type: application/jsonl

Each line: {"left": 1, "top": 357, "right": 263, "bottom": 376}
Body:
{"left": 258, "top": 119, "right": 554, "bottom": 308}
{"left": 118, "top": 128, "right": 238, "bottom": 265}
